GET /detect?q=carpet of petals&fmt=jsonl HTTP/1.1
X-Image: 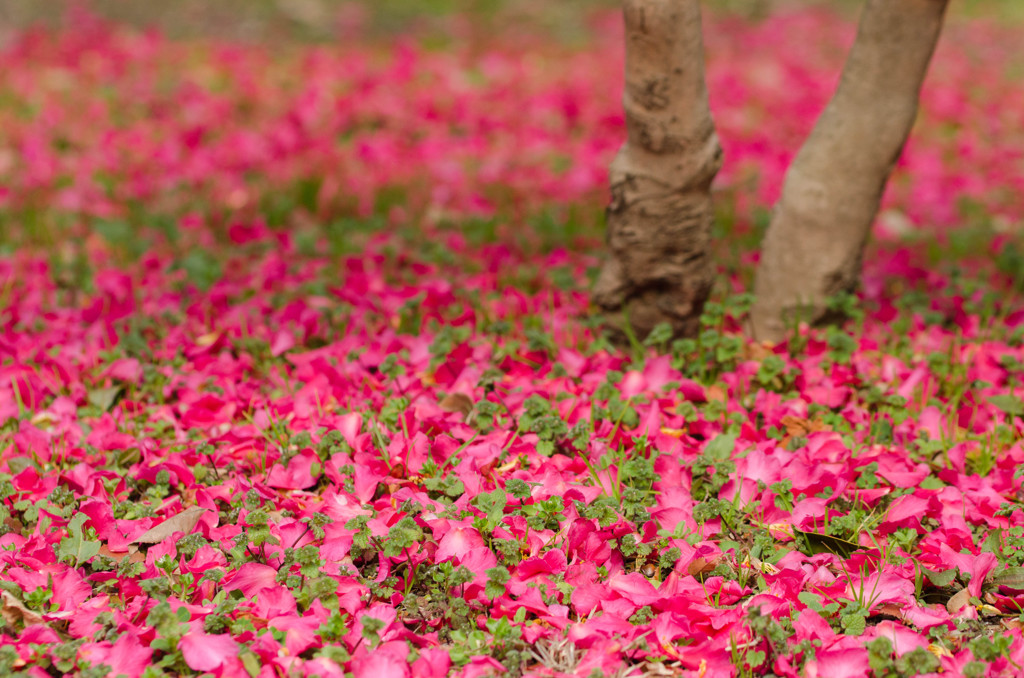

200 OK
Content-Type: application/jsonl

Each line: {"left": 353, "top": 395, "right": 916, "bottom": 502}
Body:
{"left": 3, "top": 7, "right": 1024, "bottom": 678}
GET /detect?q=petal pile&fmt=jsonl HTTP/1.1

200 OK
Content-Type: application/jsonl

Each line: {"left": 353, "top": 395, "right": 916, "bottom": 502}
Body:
{"left": 2, "top": 6, "right": 1024, "bottom": 678}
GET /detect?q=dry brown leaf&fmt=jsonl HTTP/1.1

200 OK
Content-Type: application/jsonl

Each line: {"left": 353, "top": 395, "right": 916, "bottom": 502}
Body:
{"left": 705, "top": 385, "right": 728, "bottom": 403}
{"left": 477, "top": 459, "right": 501, "bottom": 485}
{"left": 780, "top": 415, "right": 830, "bottom": 437}
{"left": 98, "top": 544, "right": 129, "bottom": 562}
{"left": 1, "top": 590, "right": 43, "bottom": 626}
{"left": 947, "top": 587, "right": 971, "bottom": 614}
{"left": 634, "top": 660, "right": 687, "bottom": 677}
{"left": 778, "top": 415, "right": 832, "bottom": 446}
{"left": 744, "top": 342, "right": 775, "bottom": 361}
{"left": 439, "top": 392, "right": 473, "bottom": 417}
{"left": 4, "top": 515, "right": 24, "bottom": 534}
{"left": 132, "top": 507, "right": 208, "bottom": 545}
{"left": 98, "top": 544, "right": 145, "bottom": 564}
{"left": 875, "top": 603, "right": 904, "bottom": 620}
{"left": 687, "top": 557, "right": 717, "bottom": 576}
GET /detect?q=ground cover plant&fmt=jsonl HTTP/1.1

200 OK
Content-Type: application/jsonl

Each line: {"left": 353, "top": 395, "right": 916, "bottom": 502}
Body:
{"left": 4, "top": 4, "right": 1024, "bottom": 677}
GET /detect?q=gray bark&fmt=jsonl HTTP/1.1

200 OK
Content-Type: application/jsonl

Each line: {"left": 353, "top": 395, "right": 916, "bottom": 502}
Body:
{"left": 751, "top": 0, "right": 949, "bottom": 342}
{"left": 594, "top": 0, "right": 723, "bottom": 341}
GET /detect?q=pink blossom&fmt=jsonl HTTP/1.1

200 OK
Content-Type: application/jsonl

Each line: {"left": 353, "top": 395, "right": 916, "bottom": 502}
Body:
{"left": 222, "top": 563, "right": 279, "bottom": 597}
{"left": 179, "top": 630, "right": 239, "bottom": 672}
{"left": 436, "top": 526, "right": 486, "bottom": 561}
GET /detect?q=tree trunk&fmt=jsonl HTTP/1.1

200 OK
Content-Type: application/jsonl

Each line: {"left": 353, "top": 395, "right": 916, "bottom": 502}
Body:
{"left": 750, "top": 0, "right": 948, "bottom": 343}
{"left": 593, "top": 0, "right": 722, "bottom": 341}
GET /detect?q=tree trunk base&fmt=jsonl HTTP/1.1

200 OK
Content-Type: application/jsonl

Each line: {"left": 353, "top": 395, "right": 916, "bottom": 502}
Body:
{"left": 750, "top": 0, "right": 948, "bottom": 343}
{"left": 594, "top": 0, "right": 721, "bottom": 343}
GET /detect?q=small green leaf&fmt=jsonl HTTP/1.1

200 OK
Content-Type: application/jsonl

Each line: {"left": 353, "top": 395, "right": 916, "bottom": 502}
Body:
{"left": 643, "top": 322, "right": 674, "bottom": 348}
{"left": 360, "top": 615, "right": 385, "bottom": 647}
{"left": 240, "top": 651, "right": 261, "bottom": 678}
{"left": 989, "top": 395, "right": 1024, "bottom": 417}
{"left": 473, "top": 489, "right": 507, "bottom": 525}
{"left": 989, "top": 566, "right": 1024, "bottom": 590}
{"left": 703, "top": 433, "right": 738, "bottom": 461}
{"left": 841, "top": 613, "right": 866, "bottom": 635}
{"left": 179, "top": 250, "right": 223, "bottom": 291}
{"left": 798, "top": 591, "right": 825, "bottom": 612}
{"left": 6, "top": 456, "right": 34, "bottom": 475}
{"left": 924, "top": 568, "right": 957, "bottom": 588}
{"left": 59, "top": 513, "right": 101, "bottom": 567}
{"left": 745, "top": 649, "right": 766, "bottom": 667}
{"left": 110, "top": 447, "right": 141, "bottom": 467}
{"left": 484, "top": 566, "right": 510, "bottom": 599}
{"left": 88, "top": 385, "right": 124, "bottom": 412}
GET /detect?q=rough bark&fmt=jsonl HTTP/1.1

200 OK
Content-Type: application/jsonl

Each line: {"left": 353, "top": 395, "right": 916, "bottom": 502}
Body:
{"left": 593, "top": 0, "right": 722, "bottom": 341}
{"left": 750, "top": 0, "right": 948, "bottom": 342}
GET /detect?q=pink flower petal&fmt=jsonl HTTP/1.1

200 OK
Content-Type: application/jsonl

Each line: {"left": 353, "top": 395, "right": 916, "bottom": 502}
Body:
{"left": 179, "top": 632, "right": 238, "bottom": 672}
{"left": 436, "top": 527, "right": 485, "bottom": 562}
{"left": 223, "top": 562, "right": 278, "bottom": 597}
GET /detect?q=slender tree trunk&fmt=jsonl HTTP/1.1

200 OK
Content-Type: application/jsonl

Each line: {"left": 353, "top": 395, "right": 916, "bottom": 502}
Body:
{"left": 750, "top": 0, "right": 948, "bottom": 342}
{"left": 594, "top": 0, "right": 722, "bottom": 341}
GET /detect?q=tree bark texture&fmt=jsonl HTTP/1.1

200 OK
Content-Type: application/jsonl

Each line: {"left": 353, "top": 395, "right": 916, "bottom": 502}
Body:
{"left": 750, "top": 0, "right": 949, "bottom": 342}
{"left": 593, "top": 0, "right": 722, "bottom": 341}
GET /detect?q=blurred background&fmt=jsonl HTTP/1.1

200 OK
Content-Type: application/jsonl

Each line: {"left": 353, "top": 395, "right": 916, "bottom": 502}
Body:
{"left": 1, "top": 0, "right": 1020, "bottom": 263}
{"left": 1, "top": 0, "right": 1019, "bottom": 45}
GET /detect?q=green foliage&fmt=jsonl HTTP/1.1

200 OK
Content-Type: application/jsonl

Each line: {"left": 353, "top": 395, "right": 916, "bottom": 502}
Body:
{"left": 989, "top": 394, "right": 1024, "bottom": 419}
{"left": 382, "top": 516, "right": 424, "bottom": 558}
{"left": 58, "top": 513, "right": 101, "bottom": 568}
{"left": 519, "top": 395, "right": 569, "bottom": 456}
{"left": 825, "top": 326, "right": 858, "bottom": 364}
{"left": 691, "top": 433, "right": 738, "bottom": 499}
{"left": 473, "top": 489, "right": 508, "bottom": 533}
{"left": 485, "top": 566, "right": 511, "bottom": 599}
{"left": 176, "top": 249, "right": 222, "bottom": 291}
